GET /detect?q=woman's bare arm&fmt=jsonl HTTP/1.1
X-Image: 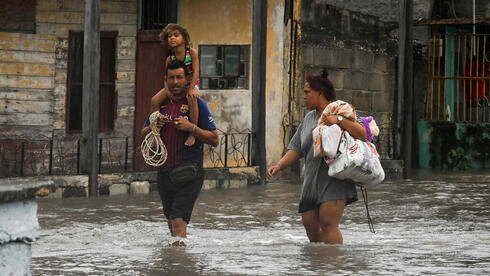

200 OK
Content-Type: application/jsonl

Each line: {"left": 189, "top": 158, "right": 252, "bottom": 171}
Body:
{"left": 267, "top": 149, "right": 301, "bottom": 178}
{"left": 323, "top": 115, "right": 367, "bottom": 140}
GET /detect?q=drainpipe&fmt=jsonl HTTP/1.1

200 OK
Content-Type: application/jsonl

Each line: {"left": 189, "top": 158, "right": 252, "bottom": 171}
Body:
{"left": 397, "top": 0, "right": 414, "bottom": 177}
{"left": 473, "top": 0, "right": 476, "bottom": 56}
{"left": 252, "top": 0, "right": 267, "bottom": 184}
{"left": 81, "top": 0, "right": 101, "bottom": 196}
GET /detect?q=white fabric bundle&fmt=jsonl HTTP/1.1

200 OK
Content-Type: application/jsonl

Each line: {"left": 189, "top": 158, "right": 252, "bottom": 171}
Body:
{"left": 327, "top": 131, "right": 385, "bottom": 186}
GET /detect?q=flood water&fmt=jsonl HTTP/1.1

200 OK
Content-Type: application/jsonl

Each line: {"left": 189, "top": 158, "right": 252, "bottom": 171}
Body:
{"left": 32, "top": 171, "right": 490, "bottom": 275}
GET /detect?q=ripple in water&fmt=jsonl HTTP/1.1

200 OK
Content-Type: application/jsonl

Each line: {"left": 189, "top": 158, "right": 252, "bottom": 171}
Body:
{"left": 32, "top": 172, "right": 490, "bottom": 275}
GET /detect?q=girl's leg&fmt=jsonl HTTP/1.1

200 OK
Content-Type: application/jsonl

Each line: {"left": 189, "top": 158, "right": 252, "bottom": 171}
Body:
{"left": 301, "top": 209, "right": 322, "bottom": 242}
{"left": 185, "top": 95, "right": 198, "bottom": 146}
{"left": 151, "top": 88, "right": 168, "bottom": 112}
{"left": 318, "top": 199, "right": 346, "bottom": 244}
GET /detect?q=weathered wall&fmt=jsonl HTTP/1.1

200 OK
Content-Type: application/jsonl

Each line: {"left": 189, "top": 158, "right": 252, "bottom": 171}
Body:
{"left": 297, "top": 2, "right": 397, "bottom": 158}
{"left": 180, "top": 0, "right": 253, "bottom": 133}
{"left": 317, "top": 0, "right": 432, "bottom": 43}
{"left": 36, "top": 0, "right": 138, "bottom": 139}
{"left": 180, "top": 0, "right": 286, "bottom": 165}
{"left": 319, "top": 0, "right": 431, "bottom": 23}
{"left": 0, "top": 32, "right": 56, "bottom": 139}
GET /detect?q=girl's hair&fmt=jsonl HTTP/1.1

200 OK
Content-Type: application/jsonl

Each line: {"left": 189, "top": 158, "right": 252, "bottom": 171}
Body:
{"left": 306, "top": 68, "right": 336, "bottom": 101}
{"left": 159, "top": 23, "right": 191, "bottom": 49}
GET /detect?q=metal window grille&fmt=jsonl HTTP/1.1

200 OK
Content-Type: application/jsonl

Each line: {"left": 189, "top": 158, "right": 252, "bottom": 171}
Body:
{"left": 140, "top": 0, "right": 178, "bottom": 30}
{"left": 426, "top": 32, "right": 490, "bottom": 122}
{"left": 199, "top": 45, "right": 250, "bottom": 89}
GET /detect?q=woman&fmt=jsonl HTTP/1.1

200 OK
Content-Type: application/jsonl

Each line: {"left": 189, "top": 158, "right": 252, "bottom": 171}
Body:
{"left": 267, "top": 69, "right": 366, "bottom": 244}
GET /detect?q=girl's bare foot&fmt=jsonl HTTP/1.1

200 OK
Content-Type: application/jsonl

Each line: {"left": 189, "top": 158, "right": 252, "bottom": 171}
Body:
{"left": 185, "top": 135, "right": 196, "bottom": 146}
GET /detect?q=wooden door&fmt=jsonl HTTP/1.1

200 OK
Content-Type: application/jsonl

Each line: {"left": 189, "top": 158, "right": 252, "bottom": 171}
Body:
{"left": 133, "top": 30, "right": 167, "bottom": 171}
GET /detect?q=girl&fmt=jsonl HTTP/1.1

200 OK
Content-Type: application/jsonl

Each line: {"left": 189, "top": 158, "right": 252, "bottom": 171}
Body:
{"left": 152, "top": 23, "right": 200, "bottom": 146}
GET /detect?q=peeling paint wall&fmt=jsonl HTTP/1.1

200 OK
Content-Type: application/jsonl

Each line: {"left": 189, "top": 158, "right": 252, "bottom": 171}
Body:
{"left": 0, "top": 32, "right": 56, "bottom": 138}
{"left": 266, "top": 0, "right": 286, "bottom": 165}
{"left": 180, "top": 0, "right": 253, "bottom": 133}
{"left": 36, "top": 0, "right": 138, "bottom": 139}
{"left": 0, "top": 0, "right": 137, "bottom": 141}
{"left": 180, "top": 0, "right": 286, "bottom": 165}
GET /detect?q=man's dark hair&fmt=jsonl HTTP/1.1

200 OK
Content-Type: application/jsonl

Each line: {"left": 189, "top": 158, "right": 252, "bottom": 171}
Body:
{"left": 166, "top": 59, "right": 189, "bottom": 76}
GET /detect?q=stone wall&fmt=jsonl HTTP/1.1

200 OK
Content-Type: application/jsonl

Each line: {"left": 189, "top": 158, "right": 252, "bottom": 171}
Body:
{"left": 311, "top": 0, "right": 432, "bottom": 43}
{"left": 0, "top": 167, "right": 260, "bottom": 199}
{"left": 298, "top": 3, "right": 397, "bottom": 158}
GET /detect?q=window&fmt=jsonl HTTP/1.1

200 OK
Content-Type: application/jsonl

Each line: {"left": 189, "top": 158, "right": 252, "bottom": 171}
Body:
{"left": 0, "top": 0, "right": 36, "bottom": 33}
{"left": 199, "top": 45, "right": 250, "bottom": 89}
{"left": 66, "top": 31, "right": 118, "bottom": 133}
{"left": 140, "top": 0, "right": 178, "bottom": 30}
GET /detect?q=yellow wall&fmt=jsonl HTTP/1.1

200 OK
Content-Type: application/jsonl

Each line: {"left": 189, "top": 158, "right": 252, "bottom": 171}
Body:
{"left": 180, "top": 0, "right": 252, "bottom": 45}
{"left": 180, "top": 0, "right": 286, "bottom": 166}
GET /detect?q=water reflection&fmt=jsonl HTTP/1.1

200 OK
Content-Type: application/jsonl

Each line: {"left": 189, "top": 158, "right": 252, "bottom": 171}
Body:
{"left": 32, "top": 171, "right": 490, "bottom": 275}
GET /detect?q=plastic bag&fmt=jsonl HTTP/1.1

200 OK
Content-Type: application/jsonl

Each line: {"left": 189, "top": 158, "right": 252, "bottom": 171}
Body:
{"left": 328, "top": 131, "right": 385, "bottom": 186}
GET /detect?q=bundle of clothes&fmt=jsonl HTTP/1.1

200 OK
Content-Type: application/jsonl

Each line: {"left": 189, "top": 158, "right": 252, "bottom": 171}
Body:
{"left": 312, "top": 100, "right": 384, "bottom": 186}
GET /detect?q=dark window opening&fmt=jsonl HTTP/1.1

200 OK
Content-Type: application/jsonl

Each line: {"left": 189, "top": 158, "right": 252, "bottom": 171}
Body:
{"left": 199, "top": 45, "right": 250, "bottom": 89}
{"left": 67, "top": 31, "right": 118, "bottom": 133}
{"left": 140, "top": 0, "right": 178, "bottom": 30}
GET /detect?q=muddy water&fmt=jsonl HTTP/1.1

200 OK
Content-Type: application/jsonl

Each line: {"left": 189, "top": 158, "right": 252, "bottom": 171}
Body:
{"left": 32, "top": 171, "right": 490, "bottom": 275}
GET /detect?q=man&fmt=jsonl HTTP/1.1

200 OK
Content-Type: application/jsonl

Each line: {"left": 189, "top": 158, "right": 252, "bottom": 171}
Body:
{"left": 141, "top": 60, "right": 218, "bottom": 241}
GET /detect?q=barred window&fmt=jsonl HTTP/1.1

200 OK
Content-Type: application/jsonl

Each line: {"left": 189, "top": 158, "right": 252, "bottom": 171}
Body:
{"left": 66, "top": 31, "right": 118, "bottom": 133}
{"left": 199, "top": 45, "right": 250, "bottom": 89}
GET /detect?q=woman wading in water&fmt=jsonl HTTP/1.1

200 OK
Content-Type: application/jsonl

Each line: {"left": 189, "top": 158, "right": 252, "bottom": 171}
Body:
{"left": 267, "top": 69, "right": 366, "bottom": 244}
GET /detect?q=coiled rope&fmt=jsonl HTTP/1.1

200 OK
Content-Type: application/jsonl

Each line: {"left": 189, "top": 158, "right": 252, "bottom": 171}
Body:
{"left": 141, "top": 111, "right": 167, "bottom": 166}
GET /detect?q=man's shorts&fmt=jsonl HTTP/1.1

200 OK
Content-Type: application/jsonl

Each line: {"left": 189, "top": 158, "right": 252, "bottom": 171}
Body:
{"left": 156, "top": 167, "right": 204, "bottom": 224}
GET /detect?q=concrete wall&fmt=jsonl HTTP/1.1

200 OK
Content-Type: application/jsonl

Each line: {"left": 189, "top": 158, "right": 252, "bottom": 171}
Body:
{"left": 316, "top": 0, "right": 432, "bottom": 43}
{"left": 180, "top": 0, "right": 286, "bottom": 165}
{"left": 318, "top": 0, "right": 432, "bottom": 23}
{"left": 297, "top": 2, "right": 397, "bottom": 158}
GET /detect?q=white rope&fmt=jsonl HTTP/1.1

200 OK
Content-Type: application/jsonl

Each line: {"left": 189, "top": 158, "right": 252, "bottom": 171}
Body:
{"left": 141, "top": 111, "right": 167, "bottom": 166}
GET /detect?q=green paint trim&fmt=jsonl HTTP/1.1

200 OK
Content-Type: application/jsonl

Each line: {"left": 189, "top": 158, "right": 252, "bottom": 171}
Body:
{"left": 417, "top": 120, "right": 490, "bottom": 169}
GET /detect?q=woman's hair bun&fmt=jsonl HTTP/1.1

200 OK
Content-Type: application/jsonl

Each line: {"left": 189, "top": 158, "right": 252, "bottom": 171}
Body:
{"left": 321, "top": 68, "right": 329, "bottom": 79}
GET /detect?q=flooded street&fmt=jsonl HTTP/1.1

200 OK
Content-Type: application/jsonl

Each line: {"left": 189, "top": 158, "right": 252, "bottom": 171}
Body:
{"left": 32, "top": 171, "right": 490, "bottom": 275}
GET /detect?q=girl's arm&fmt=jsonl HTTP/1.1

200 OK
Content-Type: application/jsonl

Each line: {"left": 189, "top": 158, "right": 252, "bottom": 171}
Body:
{"left": 189, "top": 48, "right": 199, "bottom": 88}
{"left": 186, "top": 93, "right": 198, "bottom": 125}
{"left": 151, "top": 57, "right": 171, "bottom": 112}
{"left": 186, "top": 48, "right": 200, "bottom": 126}
{"left": 267, "top": 149, "right": 301, "bottom": 178}
{"left": 151, "top": 88, "right": 168, "bottom": 112}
